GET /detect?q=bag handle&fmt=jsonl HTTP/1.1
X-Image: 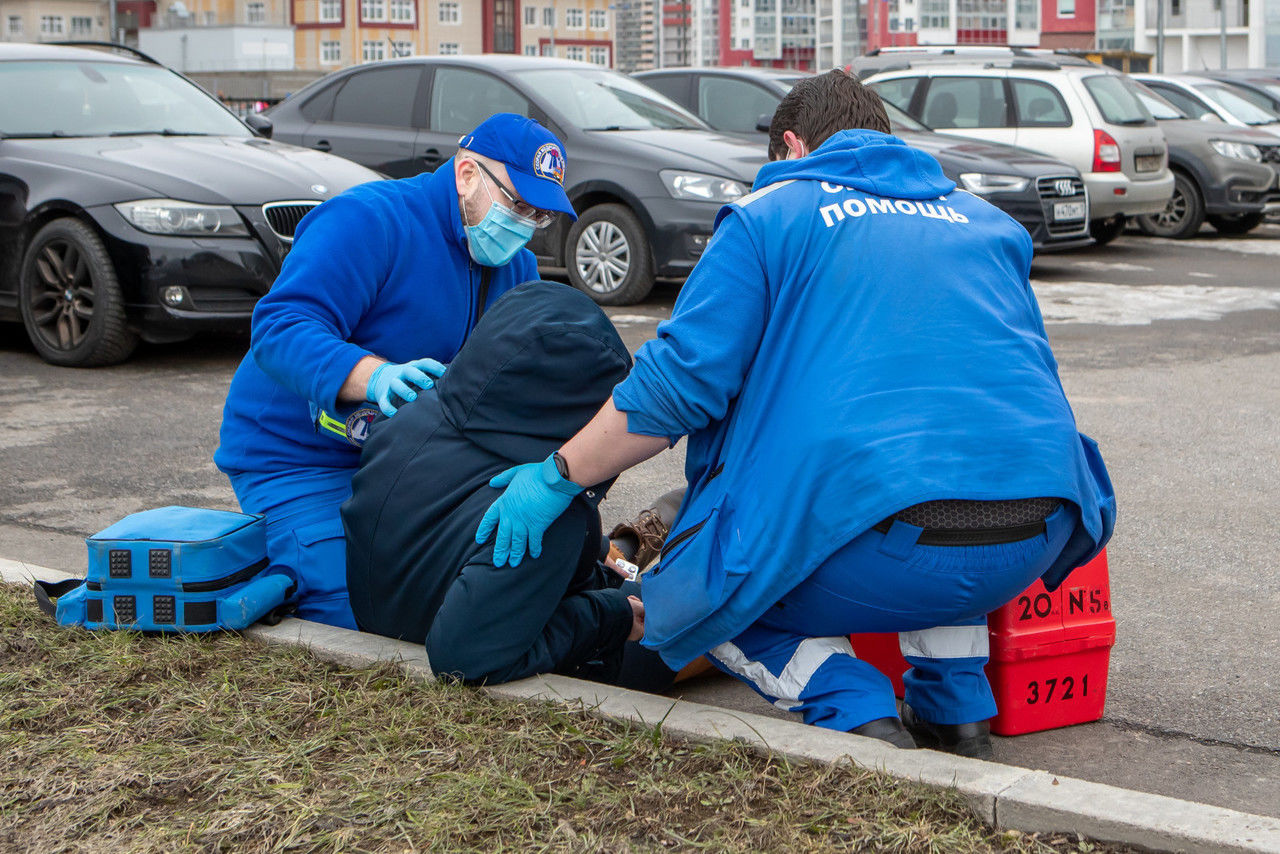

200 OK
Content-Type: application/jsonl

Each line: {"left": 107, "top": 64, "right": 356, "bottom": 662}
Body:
{"left": 33, "top": 579, "right": 83, "bottom": 618}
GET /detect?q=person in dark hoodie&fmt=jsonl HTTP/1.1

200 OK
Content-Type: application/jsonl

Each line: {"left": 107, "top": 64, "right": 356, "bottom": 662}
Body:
{"left": 476, "top": 70, "right": 1116, "bottom": 758}
{"left": 342, "top": 281, "right": 661, "bottom": 686}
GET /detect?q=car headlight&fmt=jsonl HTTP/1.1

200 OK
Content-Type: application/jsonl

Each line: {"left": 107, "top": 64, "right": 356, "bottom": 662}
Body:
{"left": 114, "top": 199, "right": 250, "bottom": 237}
{"left": 958, "top": 173, "right": 1031, "bottom": 195}
{"left": 659, "top": 170, "right": 748, "bottom": 203}
{"left": 1209, "top": 139, "right": 1262, "bottom": 161}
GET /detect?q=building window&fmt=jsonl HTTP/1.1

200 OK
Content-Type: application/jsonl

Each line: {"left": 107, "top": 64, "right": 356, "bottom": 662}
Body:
{"left": 387, "top": 0, "right": 415, "bottom": 21}
{"left": 39, "top": 15, "right": 65, "bottom": 35}
{"left": 566, "top": 44, "right": 585, "bottom": 60}
{"left": 204, "top": 10, "right": 217, "bottom": 24}
{"left": 589, "top": 8, "right": 607, "bottom": 27}
{"left": 1170, "top": 0, "right": 1180, "bottom": 14}
{"left": 391, "top": 39, "right": 413, "bottom": 55}
{"left": 524, "top": 43, "right": 538, "bottom": 54}
{"left": 362, "top": 39, "right": 386, "bottom": 60}
{"left": 321, "top": 39, "right": 341, "bottom": 63}
{"left": 541, "top": 42, "right": 554, "bottom": 55}
{"left": 320, "top": 0, "right": 342, "bottom": 21}
{"left": 439, "top": 1, "right": 460, "bottom": 23}
{"left": 590, "top": 45, "right": 609, "bottom": 64}
{"left": 439, "top": 41, "right": 459, "bottom": 54}
{"left": 524, "top": 4, "right": 537, "bottom": 24}
{"left": 566, "top": 7, "right": 584, "bottom": 28}
{"left": 360, "top": 0, "right": 387, "bottom": 21}
{"left": 70, "top": 15, "right": 93, "bottom": 35}
{"left": 245, "top": 2, "right": 266, "bottom": 23}
{"left": 542, "top": 7, "right": 554, "bottom": 26}
{"left": 6, "top": 14, "right": 23, "bottom": 35}
{"left": 1056, "top": 0, "right": 1073, "bottom": 16}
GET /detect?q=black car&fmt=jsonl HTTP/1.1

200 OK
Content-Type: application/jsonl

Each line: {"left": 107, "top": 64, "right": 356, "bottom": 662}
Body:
{"left": 264, "top": 55, "right": 768, "bottom": 305}
{"left": 1199, "top": 70, "right": 1280, "bottom": 119}
{"left": 0, "top": 43, "right": 380, "bottom": 366}
{"left": 634, "top": 66, "right": 1094, "bottom": 252}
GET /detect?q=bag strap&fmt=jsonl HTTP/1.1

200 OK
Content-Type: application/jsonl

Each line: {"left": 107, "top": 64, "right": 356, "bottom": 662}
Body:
{"left": 33, "top": 579, "right": 83, "bottom": 618}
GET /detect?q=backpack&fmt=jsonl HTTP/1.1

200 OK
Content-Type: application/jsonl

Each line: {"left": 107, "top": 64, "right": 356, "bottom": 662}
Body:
{"left": 34, "top": 506, "right": 293, "bottom": 632}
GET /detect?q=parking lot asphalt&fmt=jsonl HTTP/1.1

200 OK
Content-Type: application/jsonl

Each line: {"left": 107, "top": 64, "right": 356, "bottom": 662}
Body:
{"left": 1, "top": 223, "right": 1277, "bottom": 819}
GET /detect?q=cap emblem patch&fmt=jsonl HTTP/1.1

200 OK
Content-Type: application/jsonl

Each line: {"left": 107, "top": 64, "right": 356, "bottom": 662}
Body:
{"left": 533, "top": 143, "right": 565, "bottom": 185}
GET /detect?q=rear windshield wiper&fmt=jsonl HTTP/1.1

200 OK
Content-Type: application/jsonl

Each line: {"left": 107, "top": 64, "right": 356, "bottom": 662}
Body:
{"left": 108, "top": 129, "right": 214, "bottom": 136}
{"left": 1111, "top": 118, "right": 1151, "bottom": 125}
{"left": 0, "top": 130, "right": 87, "bottom": 139}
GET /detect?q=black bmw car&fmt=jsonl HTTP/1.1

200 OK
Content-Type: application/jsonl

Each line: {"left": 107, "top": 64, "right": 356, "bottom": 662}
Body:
{"left": 634, "top": 67, "right": 1094, "bottom": 253}
{"left": 0, "top": 43, "right": 380, "bottom": 367}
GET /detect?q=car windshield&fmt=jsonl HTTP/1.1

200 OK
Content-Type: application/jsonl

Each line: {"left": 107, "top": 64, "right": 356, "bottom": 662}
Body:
{"left": 1082, "top": 74, "right": 1154, "bottom": 125}
{"left": 0, "top": 60, "right": 249, "bottom": 138}
{"left": 517, "top": 68, "right": 706, "bottom": 131}
{"left": 1193, "top": 82, "right": 1280, "bottom": 125}
{"left": 1214, "top": 80, "right": 1280, "bottom": 114}
{"left": 1123, "top": 78, "right": 1186, "bottom": 120}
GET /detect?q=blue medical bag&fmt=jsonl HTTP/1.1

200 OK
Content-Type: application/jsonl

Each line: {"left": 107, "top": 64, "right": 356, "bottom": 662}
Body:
{"left": 34, "top": 506, "right": 293, "bottom": 632}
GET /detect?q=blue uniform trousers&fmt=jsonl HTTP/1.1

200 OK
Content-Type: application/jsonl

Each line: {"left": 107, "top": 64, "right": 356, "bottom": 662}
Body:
{"left": 228, "top": 467, "right": 359, "bottom": 630}
{"left": 707, "top": 505, "right": 1074, "bottom": 731}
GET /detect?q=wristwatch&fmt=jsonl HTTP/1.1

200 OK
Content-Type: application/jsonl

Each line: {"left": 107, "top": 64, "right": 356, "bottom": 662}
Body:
{"left": 552, "top": 451, "right": 571, "bottom": 482}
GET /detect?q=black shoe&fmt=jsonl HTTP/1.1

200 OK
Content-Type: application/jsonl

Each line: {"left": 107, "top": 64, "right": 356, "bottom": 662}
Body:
{"left": 850, "top": 716, "right": 917, "bottom": 749}
{"left": 900, "top": 704, "right": 993, "bottom": 760}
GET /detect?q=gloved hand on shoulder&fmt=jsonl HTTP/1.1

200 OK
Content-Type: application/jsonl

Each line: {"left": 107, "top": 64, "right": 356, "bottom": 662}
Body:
{"left": 366, "top": 358, "right": 446, "bottom": 417}
{"left": 476, "top": 454, "right": 583, "bottom": 567}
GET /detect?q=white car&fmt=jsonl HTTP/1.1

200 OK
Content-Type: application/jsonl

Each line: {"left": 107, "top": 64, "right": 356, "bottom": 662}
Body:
{"left": 860, "top": 56, "right": 1174, "bottom": 244}
{"left": 1130, "top": 73, "right": 1280, "bottom": 139}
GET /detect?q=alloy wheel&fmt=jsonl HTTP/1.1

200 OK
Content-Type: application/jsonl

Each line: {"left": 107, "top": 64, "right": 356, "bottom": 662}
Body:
{"left": 28, "top": 238, "right": 96, "bottom": 351}
{"left": 574, "top": 221, "right": 631, "bottom": 295}
{"left": 1151, "top": 188, "right": 1188, "bottom": 231}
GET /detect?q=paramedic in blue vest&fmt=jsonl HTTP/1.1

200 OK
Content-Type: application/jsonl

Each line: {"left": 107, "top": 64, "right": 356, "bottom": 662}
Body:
{"left": 475, "top": 71, "right": 1116, "bottom": 759}
{"left": 215, "top": 113, "right": 572, "bottom": 630}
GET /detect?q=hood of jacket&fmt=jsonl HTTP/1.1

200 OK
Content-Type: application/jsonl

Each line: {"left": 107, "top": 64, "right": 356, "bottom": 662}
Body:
{"left": 437, "top": 281, "right": 632, "bottom": 465}
{"left": 751, "top": 129, "right": 957, "bottom": 200}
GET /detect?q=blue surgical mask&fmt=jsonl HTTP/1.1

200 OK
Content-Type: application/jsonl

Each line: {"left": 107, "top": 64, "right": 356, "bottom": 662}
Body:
{"left": 464, "top": 181, "right": 536, "bottom": 267}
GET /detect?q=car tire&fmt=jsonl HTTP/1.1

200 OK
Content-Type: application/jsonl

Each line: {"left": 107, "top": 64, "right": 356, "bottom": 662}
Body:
{"left": 1135, "top": 172, "right": 1204, "bottom": 239}
{"left": 565, "top": 203, "right": 654, "bottom": 306}
{"left": 1207, "top": 212, "right": 1264, "bottom": 235}
{"left": 19, "top": 218, "right": 138, "bottom": 367}
{"left": 1089, "top": 214, "right": 1127, "bottom": 245}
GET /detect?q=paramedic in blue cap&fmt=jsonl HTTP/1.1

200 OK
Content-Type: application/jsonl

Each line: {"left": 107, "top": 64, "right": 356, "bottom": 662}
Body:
{"left": 215, "top": 113, "right": 574, "bottom": 629}
{"left": 475, "top": 72, "right": 1116, "bottom": 759}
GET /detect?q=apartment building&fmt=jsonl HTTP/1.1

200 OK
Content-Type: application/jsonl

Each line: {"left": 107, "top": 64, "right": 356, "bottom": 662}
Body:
{"left": 518, "top": 0, "right": 614, "bottom": 65}
{"left": 722, "top": 0, "right": 816, "bottom": 68}
{"left": 2, "top": 0, "right": 109, "bottom": 42}
{"left": 1131, "top": 0, "right": 1269, "bottom": 69}
{"left": 614, "top": 0, "right": 655, "bottom": 70}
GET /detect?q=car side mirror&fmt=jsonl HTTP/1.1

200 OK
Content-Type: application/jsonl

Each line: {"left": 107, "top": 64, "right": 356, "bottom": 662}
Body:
{"left": 755, "top": 114, "right": 772, "bottom": 133}
{"left": 245, "top": 113, "right": 274, "bottom": 138}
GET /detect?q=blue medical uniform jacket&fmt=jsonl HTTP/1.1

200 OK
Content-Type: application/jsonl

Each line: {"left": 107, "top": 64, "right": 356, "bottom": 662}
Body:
{"left": 614, "top": 130, "right": 1117, "bottom": 668}
{"left": 215, "top": 160, "right": 538, "bottom": 491}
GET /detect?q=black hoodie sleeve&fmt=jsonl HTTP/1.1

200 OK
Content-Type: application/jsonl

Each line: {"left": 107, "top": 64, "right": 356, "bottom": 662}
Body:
{"left": 423, "top": 505, "right": 634, "bottom": 685}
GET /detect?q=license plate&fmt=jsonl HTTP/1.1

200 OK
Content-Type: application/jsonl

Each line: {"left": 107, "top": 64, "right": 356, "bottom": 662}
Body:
{"left": 1135, "top": 154, "right": 1163, "bottom": 172}
{"left": 1053, "top": 201, "right": 1086, "bottom": 221}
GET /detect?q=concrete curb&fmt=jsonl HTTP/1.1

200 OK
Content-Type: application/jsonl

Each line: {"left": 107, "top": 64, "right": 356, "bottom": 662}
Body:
{"left": 5, "top": 557, "right": 1278, "bottom": 853}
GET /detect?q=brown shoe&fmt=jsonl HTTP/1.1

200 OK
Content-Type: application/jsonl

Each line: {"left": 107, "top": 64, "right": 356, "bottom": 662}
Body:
{"left": 609, "top": 487, "right": 685, "bottom": 570}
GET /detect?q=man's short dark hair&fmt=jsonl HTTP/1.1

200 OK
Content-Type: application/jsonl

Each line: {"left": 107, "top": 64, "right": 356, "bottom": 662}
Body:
{"left": 768, "top": 69, "right": 891, "bottom": 161}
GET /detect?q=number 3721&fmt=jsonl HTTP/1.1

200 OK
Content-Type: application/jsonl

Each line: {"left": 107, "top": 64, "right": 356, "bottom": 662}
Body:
{"left": 1026, "top": 674, "right": 1089, "bottom": 705}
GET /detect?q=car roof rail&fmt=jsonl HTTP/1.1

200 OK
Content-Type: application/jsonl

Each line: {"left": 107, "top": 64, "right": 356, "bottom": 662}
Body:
{"left": 46, "top": 40, "right": 162, "bottom": 65}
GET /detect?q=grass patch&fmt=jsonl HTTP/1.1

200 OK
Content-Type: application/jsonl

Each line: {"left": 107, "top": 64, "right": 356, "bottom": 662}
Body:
{"left": 0, "top": 582, "right": 1127, "bottom": 853}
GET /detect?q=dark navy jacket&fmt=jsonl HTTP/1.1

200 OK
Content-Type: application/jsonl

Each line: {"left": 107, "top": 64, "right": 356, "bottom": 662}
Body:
{"left": 342, "top": 282, "right": 636, "bottom": 683}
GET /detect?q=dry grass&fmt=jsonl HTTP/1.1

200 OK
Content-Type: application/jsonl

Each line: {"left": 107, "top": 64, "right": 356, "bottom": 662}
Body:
{"left": 0, "top": 582, "right": 1128, "bottom": 853}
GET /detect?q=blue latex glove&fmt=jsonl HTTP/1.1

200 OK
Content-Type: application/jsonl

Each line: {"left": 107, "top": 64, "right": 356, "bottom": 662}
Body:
{"left": 476, "top": 454, "right": 583, "bottom": 567}
{"left": 366, "top": 358, "right": 446, "bottom": 417}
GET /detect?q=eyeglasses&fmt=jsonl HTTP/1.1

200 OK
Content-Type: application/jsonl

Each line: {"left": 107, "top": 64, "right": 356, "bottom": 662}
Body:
{"left": 472, "top": 160, "right": 558, "bottom": 229}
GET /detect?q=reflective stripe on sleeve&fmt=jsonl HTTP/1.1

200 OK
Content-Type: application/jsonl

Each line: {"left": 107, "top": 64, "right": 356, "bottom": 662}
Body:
{"left": 710, "top": 635, "right": 856, "bottom": 712}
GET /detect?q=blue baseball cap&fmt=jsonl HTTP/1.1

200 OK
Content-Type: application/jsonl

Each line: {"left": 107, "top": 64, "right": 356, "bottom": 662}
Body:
{"left": 457, "top": 113, "right": 576, "bottom": 221}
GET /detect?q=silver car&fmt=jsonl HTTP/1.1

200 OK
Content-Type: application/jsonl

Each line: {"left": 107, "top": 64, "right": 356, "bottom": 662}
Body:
{"left": 860, "top": 55, "right": 1174, "bottom": 245}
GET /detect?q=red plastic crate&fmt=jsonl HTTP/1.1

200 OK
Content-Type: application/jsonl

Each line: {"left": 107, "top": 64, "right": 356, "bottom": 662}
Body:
{"left": 850, "top": 550, "right": 1115, "bottom": 736}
